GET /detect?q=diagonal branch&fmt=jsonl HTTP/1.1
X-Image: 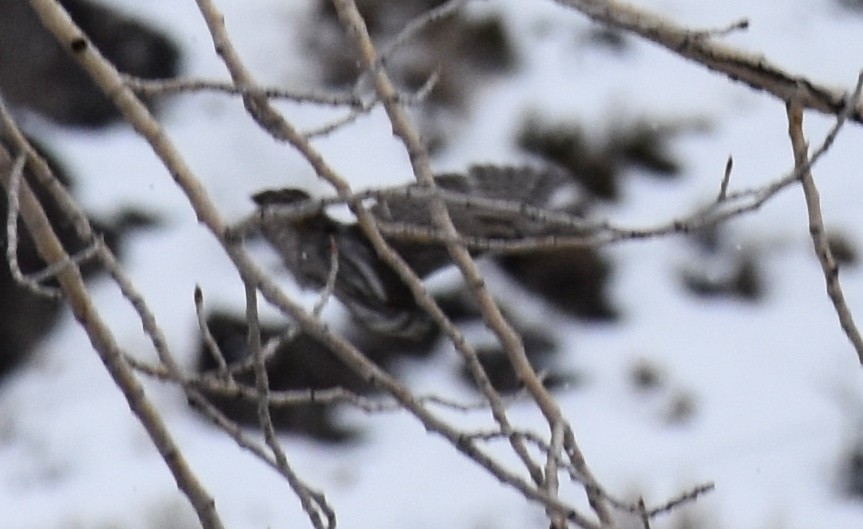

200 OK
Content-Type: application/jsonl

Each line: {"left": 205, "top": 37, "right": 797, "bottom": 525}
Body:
{"left": 24, "top": 1, "right": 599, "bottom": 524}
{"left": 787, "top": 100, "right": 863, "bottom": 364}
{"left": 0, "top": 141, "right": 226, "bottom": 529}
{"left": 195, "top": 0, "right": 551, "bottom": 493}
{"left": 553, "top": 0, "right": 863, "bottom": 124}
{"left": 330, "top": 1, "right": 617, "bottom": 526}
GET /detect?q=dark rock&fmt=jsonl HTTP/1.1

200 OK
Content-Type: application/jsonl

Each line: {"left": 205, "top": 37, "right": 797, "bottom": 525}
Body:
{"left": 0, "top": 0, "right": 181, "bottom": 127}
{"left": 497, "top": 247, "right": 618, "bottom": 321}
{"left": 195, "top": 312, "right": 378, "bottom": 442}
{"left": 517, "top": 118, "right": 618, "bottom": 199}
{"left": 837, "top": 0, "right": 863, "bottom": 13}
{"left": 681, "top": 226, "right": 766, "bottom": 302}
{"left": 827, "top": 231, "right": 858, "bottom": 267}
{"left": 607, "top": 122, "right": 681, "bottom": 177}
{"left": 0, "top": 269, "right": 61, "bottom": 380}
{"left": 681, "top": 252, "right": 764, "bottom": 301}
{"left": 585, "top": 27, "right": 629, "bottom": 52}
{"left": 843, "top": 442, "right": 863, "bottom": 499}
{"left": 629, "top": 358, "right": 665, "bottom": 392}
{"left": 433, "top": 288, "right": 483, "bottom": 323}
{"left": 516, "top": 117, "right": 683, "bottom": 201}
{"left": 457, "top": 326, "right": 571, "bottom": 394}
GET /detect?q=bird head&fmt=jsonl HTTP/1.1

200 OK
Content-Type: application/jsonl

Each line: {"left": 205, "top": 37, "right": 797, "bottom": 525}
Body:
{"left": 251, "top": 188, "right": 313, "bottom": 207}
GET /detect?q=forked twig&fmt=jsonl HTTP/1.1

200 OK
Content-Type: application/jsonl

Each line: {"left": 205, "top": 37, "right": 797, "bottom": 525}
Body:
{"left": 0, "top": 137, "right": 226, "bottom": 529}
{"left": 3, "top": 151, "right": 60, "bottom": 298}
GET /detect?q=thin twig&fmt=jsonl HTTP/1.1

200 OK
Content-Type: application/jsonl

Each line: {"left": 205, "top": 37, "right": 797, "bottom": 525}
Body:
{"left": 34, "top": 0, "right": 590, "bottom": 521}
{"left": 0, "top": 138, "right": 225, "bottom": 529}
{"left": 396, "top": 69, "right": 441, "bottom": 105}
{"left": 192, "top": 0, "right": 587, "bottom": 520}
{"left": 787, "top": 91, "right": 863, "bottom": 364}
{"left": 545, "top": 421, "right": 567, "bottom": 529}
{"left": 690, "top": 17, "right": 749, "bottom": 39}
{"left": 637, "top": 497, "right": 651, "bottom": 529}
{"left": 122, "top": 75, "right": 363, "bottom": 107}
{"left": 30, "top": 243, "right": 100, "bottom": 283}
{"left": 1, "top": 93, "right": 187, "bottom": 382}
{"left": 303, "top": 69, "right": 447, "bottom": 139}
{"left": 717, "top": 155, "right": 733, "bottom": 202}
{"left": 195, "top": 285, "right": 231, "bottom": 378}
{"left": 646, "top": 483, "right": 715, "bottom": 517}
{"left": 553, "top": 0, "right": 863, "bottom": 123}
{"left": 378, "top": 0, "right": 470, "bottom": 61}
{"left": 332, "top": 3, "right": 615, "bottom": 526}
{"left": 3, "top": 150, "right": 97, "bottom": 294}
{"left": 303, "top": 102, "right": 376, "bottom": 139}
{"left": 334, "top": 0, "right": 543, "bottom": 485}
{"left": 4, "top": 151, "right": 60, "bottom": 298}
{"left": 244, "top": 282, "right": 335, "bottom": 529}
{"left": 312, "top": 236, "right": 340, "bottom": 318}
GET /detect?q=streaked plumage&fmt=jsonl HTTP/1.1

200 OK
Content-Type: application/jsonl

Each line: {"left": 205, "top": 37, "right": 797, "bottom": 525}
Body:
{"left": 252, "top": 165, "right": 582, "bottom": 337}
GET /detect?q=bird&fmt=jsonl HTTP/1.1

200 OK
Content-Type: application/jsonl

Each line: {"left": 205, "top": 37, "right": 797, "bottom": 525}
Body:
{"left": 251, "top": 165, "right": 585, "bottom": 337}
{"left": 371, "top": 164, "right": 584, "bottom": 241}
{"left": 252, "top": 188, "right": 440, "bottom": 338}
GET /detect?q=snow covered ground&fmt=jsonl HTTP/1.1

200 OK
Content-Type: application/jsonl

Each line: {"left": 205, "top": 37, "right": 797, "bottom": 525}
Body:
{"left": 3, "top": 1, "right": 863, "bottom": 528}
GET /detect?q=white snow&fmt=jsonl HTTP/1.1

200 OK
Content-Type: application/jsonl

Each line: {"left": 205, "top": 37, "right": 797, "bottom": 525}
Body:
{"left": 3, "top": 0, "right": 863, "bottom": 528}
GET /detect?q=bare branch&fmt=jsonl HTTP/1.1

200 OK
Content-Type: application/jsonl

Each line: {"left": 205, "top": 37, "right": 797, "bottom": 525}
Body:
{"left": 545, "top": 421, "right": 567, "bottom": 529}
{"left": 122, "top": 74, "right": 364, "bottom": 107}
{"left": 553, "top": 0, "right": 863, "bottom": 123}
{"left": 20, "top": 0, "right": 859, "bottom": 527}
{"left": 24, "top": 1, "right": 594, "bottom": 522}
{"left": 302, "top": 102, "right": 376, "bottom": 139}
{"left": 195, "top": 286, "right": 231, "bottom": 378}
{"left": 787, "top": 90, "right": 863, "bottom": 364}
{"left": 646, "top": 483, "right": 715, "bottom": 518}
{"left": 245, "top": 282, "right": 335, "bottom": 529}
{"left": 331, "top": 0, "right": 552, "bottom": 494}
{"left": 3, "top": 150, "right": 60, "bottom": 298}
{"left": 0, "top": 136, "right": 225, "bottom": 529}
{"left": 637, "top": 497, "right": 651, "bottom": 529}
